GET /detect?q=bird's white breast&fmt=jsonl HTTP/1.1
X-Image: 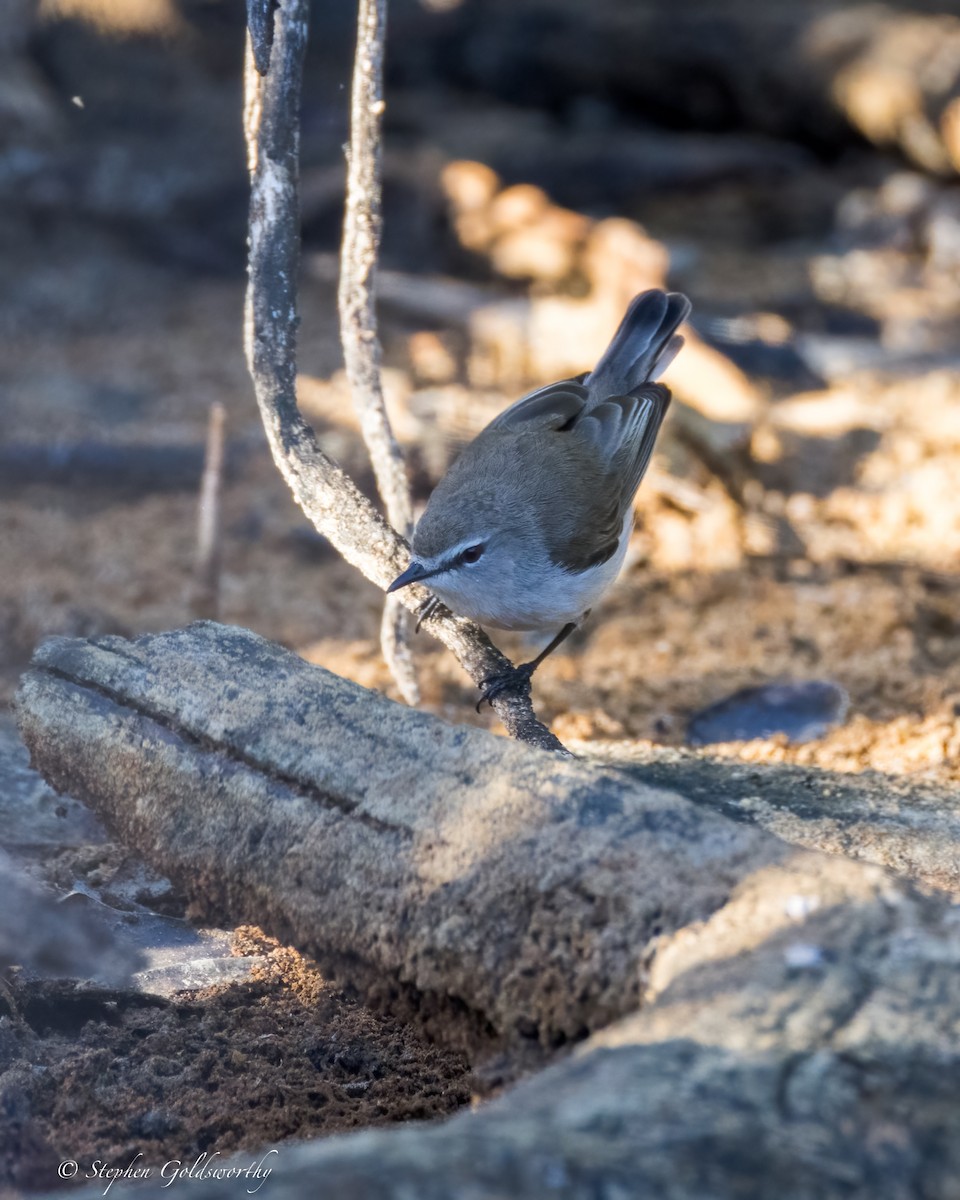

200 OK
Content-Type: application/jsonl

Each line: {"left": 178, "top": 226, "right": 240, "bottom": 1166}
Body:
{"left": 431, "top": 513, "right": 633, "bottom": 633}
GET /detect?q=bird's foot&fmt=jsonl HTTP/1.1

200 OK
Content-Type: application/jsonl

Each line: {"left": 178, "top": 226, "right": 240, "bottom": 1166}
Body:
{"left": 476, "top": 662, "right": 535, "bottom": 711}
{"left": 414, "top": 595, "right": 445, "bottom": 633}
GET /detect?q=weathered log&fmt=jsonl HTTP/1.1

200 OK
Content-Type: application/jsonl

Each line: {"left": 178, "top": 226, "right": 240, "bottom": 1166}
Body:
{"left": 24, "top": 627, "right": 960, "bottom": 1198}
{"left": 14, "top": 618, "right": 960, "bottom": 1050}
{"left": 20, "top": 623, "right": 960, "bottom": 1195}
{"left": 591, "top": 741, "right": 960, "bottom": 897}
{"left": 308, "top": 252, "right": 492, "bottom": 327}
{"left": 13, "top": 622, "right": 784, "bottom": 1051}
{"left": 0, "top": 440, "right": 248, "bottom": 496}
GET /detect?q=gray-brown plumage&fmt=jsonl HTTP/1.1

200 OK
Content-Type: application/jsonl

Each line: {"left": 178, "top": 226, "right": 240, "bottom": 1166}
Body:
{"left": 389, "top": 289, "right": 691, "bottom": 703}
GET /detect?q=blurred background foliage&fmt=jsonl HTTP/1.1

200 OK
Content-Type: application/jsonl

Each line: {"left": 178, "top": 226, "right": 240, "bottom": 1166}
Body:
{"left": 1, "top": 0, "right": 960, "bottom": 775}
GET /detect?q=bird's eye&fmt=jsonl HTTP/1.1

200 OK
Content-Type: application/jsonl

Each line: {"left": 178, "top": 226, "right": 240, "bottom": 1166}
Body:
{"left": 460, "top": 544, "right": 485, "bottom": 565}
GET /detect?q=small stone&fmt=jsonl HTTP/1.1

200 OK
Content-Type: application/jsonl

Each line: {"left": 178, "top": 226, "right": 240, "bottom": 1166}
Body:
{"left": 686, "top": 681, "right": 850, "bottom": 747}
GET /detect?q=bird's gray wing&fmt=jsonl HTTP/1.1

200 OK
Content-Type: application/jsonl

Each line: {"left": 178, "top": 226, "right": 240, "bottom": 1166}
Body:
{"left": 575, "top": 383, "right": 671, "bottom": 501}
{"left": 543, "top": 383, "right": 671, "bottom": 573}
{"left": 485, "top": 379, "right": 589, "bottom": 433}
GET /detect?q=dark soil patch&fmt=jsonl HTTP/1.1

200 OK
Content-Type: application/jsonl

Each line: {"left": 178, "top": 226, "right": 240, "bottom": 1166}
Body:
{"left": 1, "top": 931, "right": 474, "bottom": 1193}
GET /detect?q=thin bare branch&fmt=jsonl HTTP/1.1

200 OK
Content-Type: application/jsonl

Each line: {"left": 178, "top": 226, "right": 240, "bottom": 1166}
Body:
{"left": 242, "top": 0, "right": 567, "bottom": 754}
{"left": 381, "top": 593, "right": 418, "bottom": 704}
{"left": 339, "top": 0, "right": 411, "bottom": 536}
{"left": 245, "top": 0, "right": 276, "bottom": 76}
{"left": 338, "top": 0, "right": 417, "bottom": 705}
{"left": 191, "top": 401, "right": 226, "bottom": 621}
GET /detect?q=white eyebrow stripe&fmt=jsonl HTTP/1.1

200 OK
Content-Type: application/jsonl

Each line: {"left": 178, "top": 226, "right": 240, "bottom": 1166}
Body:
{"left": 434, "top": 536, "right": 493, "bottom": 570}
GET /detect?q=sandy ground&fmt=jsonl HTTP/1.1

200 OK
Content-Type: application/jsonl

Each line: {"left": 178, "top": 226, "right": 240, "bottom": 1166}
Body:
{"left": 2, "top": 225, "right": 958, "bottom": 782}
{"left": 3, "top": 199, "right": 960, "bottom": 1193}
{"left": 2, "top": 4, "right": 960, "bottom": 1188}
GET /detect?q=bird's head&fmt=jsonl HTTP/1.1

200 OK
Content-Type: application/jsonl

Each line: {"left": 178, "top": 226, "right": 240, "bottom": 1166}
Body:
{"left": 387, "top": 467, "right": 540, "bottom": 626}
{"left": 388, "top": 510, "right": 500, "bottom": 602}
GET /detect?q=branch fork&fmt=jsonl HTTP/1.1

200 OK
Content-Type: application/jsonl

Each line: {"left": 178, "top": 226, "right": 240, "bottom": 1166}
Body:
{"left": 242, "top": 0, "right": 566, "bottom": 753}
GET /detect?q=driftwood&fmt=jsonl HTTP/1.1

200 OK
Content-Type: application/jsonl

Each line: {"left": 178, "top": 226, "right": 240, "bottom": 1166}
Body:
{"left": 594, "top": 742, "right": 960, "bottom": 897}
{"left": 14, "top": 623, "right": 781, "bottom": 1049}
{"left": 242, "top": 0, "right": 563, "bottom": 753}
{"left": 16, "top": 621, "right": 960, "bottom": 1197}
{"left": 14, "top": 624, "right": 960, "bottom": 1030}
{"left": 308, "top": 252, "right": 491, "bottom": 327}
{"left": 56, "top": 874, "right": 960, "bottom": 1199}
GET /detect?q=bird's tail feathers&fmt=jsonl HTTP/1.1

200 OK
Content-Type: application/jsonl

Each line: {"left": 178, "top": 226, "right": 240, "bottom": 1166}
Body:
{"left": 587, "top": 290, "right": 691, "bottom": 396}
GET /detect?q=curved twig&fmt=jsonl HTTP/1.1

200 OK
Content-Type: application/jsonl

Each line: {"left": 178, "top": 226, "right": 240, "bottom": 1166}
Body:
{"left": 339, "top": 0, "right": 418, "bottom": 705}
{"left": 242, "top": 0, "right": 566, "bottom": 754}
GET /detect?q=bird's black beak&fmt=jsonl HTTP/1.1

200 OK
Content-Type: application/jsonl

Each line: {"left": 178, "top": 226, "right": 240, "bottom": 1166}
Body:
{"left": 387, "top": 560, "right": 431, "bottom": 593}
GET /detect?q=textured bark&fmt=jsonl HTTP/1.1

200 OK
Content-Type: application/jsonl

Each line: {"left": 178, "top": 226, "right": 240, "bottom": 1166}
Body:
{"left": 17, "top": 624, "right": 960, "bottom": 1198}
{"left": 242, "top": 0, "right": 564, "bottom": 752}
{"left": 190, "top": 402, "right": 225, "bottom": 621}
{"left": 58, "top": 876, "right": 960, "bottom": 1199}
{"left": 14, "top": 623, "right": 784, "bottom": 1050}
{"left": 593, "top": 741, "right": 960, "bottom": 898}
{"left": 339, "top": 0, "right": 411, "bottom": 539}
{"left": 338, "top": 0, "right": 418, "bottom": 705}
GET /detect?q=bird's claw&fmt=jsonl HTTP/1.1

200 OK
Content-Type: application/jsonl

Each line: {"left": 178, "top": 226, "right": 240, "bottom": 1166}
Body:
{"left": 415, "top": 595, "right": 444, "bottom": 633}
{"left": 476, "top": 663, "right": 535, "bottom": 712}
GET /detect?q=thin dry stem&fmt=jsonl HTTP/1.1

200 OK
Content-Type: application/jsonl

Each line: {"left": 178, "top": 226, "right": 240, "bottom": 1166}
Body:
{"left": 191, "top": 401, "right": 226, "bottom": 621}
{"left": 339, "top": 0, "right": 417, "bottom": 705}
{"left": 242, "top": 0, "right": 566, "bottom": 754}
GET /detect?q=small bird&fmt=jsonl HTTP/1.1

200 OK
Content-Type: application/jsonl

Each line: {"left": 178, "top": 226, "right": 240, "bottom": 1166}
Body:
{"left": 388, "top": 288, "right": 692, "bottom": 708}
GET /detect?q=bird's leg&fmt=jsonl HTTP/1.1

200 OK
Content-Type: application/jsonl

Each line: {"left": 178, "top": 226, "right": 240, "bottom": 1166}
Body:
{"left": 414, "top": 594, "right": 446, "bottom": 633}
{"left": 477, "top": 622, "right": 578, "bottom": 711}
